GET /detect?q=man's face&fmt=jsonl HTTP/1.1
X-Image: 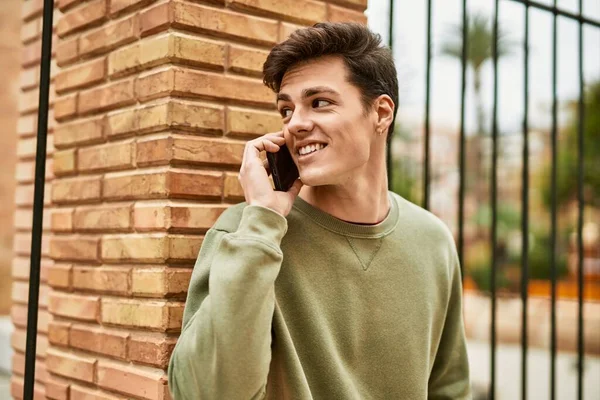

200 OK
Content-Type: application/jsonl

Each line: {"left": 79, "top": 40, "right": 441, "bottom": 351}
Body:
{"left": 277, "top": 55, "right": 378, "bottom": 187}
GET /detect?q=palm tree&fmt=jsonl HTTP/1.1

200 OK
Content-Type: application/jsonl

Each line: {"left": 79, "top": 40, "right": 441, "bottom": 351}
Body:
{"left": 440, "top": 12, "right": 515, "bottom": 237}
{"left": 441, "top": 12, "right": 514, "bottom": 136}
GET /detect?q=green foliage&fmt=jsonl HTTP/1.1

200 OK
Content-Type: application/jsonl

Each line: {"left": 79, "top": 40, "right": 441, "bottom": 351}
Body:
{"left": 540, "top": 80, "right": 600, "bottom": 209}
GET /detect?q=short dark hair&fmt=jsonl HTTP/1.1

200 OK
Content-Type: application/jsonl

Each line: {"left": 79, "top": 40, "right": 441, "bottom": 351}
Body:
{"left": 263, "top": 22, "right": 398, "bottom": 141}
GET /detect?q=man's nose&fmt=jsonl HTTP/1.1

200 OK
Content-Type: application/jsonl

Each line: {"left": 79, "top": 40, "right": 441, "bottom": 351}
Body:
{"left": 287, "top": 108, "right": 313, "bottom": 135}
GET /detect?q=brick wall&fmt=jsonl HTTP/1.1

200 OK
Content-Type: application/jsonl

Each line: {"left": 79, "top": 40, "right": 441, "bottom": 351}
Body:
{"left": 11, "top": 0, "right": 367, "bottom": 398}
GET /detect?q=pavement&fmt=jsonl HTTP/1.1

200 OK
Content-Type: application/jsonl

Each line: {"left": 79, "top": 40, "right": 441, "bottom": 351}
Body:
{"left": 0, "top": 370, "right": 10, "bottom": 400}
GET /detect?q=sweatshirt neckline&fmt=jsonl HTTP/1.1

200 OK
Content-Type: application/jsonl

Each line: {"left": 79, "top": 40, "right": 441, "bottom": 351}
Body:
{"left": 292, "top": 192, "right": 400, "bottom": 238}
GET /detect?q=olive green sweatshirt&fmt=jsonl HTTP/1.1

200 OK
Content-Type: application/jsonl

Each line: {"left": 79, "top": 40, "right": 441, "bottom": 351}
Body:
{"left": 168, "top": 192, "right": 471, "bottom": 399}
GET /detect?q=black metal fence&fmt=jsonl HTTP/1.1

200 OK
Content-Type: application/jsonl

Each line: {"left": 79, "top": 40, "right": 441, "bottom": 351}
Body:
{"left": 386, "top": 0, "right": 598, "bottom": 399}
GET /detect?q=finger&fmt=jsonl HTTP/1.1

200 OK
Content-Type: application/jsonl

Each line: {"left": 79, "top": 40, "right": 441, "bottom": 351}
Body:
{"left": 286, "top": 178, "right": 304, "bottom": 197}
{"left": 248, "top": 138, "right": 281, "bottom": 154}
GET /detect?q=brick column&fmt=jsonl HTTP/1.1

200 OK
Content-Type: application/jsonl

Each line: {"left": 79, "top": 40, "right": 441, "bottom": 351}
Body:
{"left": 12, "top": 0, "right": 367, "bottom": 399}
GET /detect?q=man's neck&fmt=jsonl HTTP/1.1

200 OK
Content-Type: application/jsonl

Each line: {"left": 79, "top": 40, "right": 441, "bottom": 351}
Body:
{"left": 298, "top": 175, "right": 390, "bottom": 226}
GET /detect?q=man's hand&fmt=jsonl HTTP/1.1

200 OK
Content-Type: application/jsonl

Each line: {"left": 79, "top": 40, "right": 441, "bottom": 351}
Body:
{"left": 239, "top": 132, "right": 303, "bottom": 217}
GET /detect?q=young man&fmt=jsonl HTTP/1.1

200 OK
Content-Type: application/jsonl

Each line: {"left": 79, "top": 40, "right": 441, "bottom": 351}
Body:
{"left": 168, "top": 22, "right": 471, "bottom": 399}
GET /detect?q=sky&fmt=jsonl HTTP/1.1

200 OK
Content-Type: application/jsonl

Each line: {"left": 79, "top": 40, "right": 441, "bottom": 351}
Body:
{"left": 365, "top": 0, "right": 600, "bottom": 136}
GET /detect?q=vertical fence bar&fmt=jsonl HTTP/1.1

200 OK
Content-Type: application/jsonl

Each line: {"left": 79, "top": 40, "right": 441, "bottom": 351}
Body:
{"left": 490, "top": 1, "right": 500, "bottom": 398}
{"left": 520, "top": 4, "right": 530, "bottom": 400}
{"left": 387, "top": 0, "right": 395, "bottom": 188}
{"left": 423, "top": 0, "right": 432, "bottom": 210}
{"left": 24, "top": 0, "right": 54, "bottom": 399}
{"left": 576, "top": 1, "right": 585, "bottom": 398}
{"left": 457, "top": 0, "right": 467, "bottom": 270}
{"left": 550, "top": 1, "right": 558, "bottom": 398}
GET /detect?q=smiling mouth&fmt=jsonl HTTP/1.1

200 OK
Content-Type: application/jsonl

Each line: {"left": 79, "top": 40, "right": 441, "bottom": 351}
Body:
{"left": 298, "top": 143, "right": 327, "bottom": 156}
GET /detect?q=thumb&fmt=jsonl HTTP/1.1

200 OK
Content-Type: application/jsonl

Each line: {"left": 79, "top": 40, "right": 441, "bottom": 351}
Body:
{"left": 286, "top": 178, "right": 303, "bottom": 198}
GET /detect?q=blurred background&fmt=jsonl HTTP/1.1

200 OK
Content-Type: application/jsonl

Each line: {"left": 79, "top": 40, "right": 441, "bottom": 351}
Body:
{"left": 0, "top": 0, "right": 598, "bottom": 399}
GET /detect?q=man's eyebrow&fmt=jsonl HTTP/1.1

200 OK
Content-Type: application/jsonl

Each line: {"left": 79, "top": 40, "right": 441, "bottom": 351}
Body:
{"left": 276, "top": 86, "right": 340, "bottom": 103}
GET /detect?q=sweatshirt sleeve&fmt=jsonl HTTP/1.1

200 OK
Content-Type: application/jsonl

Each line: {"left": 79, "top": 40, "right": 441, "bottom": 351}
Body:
{"left": 428, "top": 255, "right": 472, "bottom": 400}
{"left": 168, "top": 205, "right": 288, "bottom": 400}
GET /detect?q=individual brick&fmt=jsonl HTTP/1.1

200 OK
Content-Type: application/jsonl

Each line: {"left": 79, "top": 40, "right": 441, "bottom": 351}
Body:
{"left": 133, "top": 202, "right": 227, "bottom": 232}
{"left": 78, "top": 79, "right": 136, "bottom": 115}
{"left": 70, "top": 385, "right": 129, "bottom": 400}
{"left": 11, "top": 304, "right": 51, "bottom": 332}
{"left": 100, "top": 234, "right": 169, "bottom": 263}
{"left": 278, "top": 21, "right": 305, "bottom": 41}
{"left": 72, "top": 266, "right": 131, "bottom": 295}
{"left": 170, "top": 1, "right": 278, "bottom": 46}
{"left": 131, "top": 267, "right": 191, "bottom": 298}
{"left": 44, "top": 376, "right": 70, "bottom": 400}
{"left": 15, "top": 159, "right": 53, "bottom": 184}
{"left": 12, "top": 257, "right": 52, "bottom": 282}
{"left": 224, "top": 172, "right": 244, "bottom": 200}
{"left": 46, "top": 263, "right": 73, "bottom": 289}
{"left": 54, "top": 93, "right": 78, "bottom": 121}
{"left": 16, "top": 114, "right": 37, "bottom": 137}
{"left": 22, "top": 38, "right": 42, "bottom": 68}
{"left": 52, "top": 176, "right": 102, "bottom": 204}
{"left": 20, "top": 66, "right": 40, "bottom": 91}
{"left": 50, "top": 208, "right": 74, "bottom": 233}
{"left": 49, "top": 235, "right": 100, "bottom": 261}
{"left": 73, "top": 203, "right": 132, "bottom": 231}
{"left": 55, "top": 36, "right": 79, "bottom": 67}
{"left": 326, "top": 4, "right": 367, "bottom": 23}
{"left": 58, "top": 0, "right": 86, "bottom": 12}
{"left": 110, "top": 0, "right": 157, "bottom": 16}
{"left": 128, "top": 334, "right": 177, "bottom": 369}
{"left": 48, "top": 292, "right": 100, "bottom": 322}
{"left": 227, "top": 0, "right": 326, "bottom": 25}
{"left": 12, "top": 232, "right": 50, "bottom": 257}
{"left": 78, "top": 140, "right": 135, "bottom": 172}
{"left": 108, "top": 33, "right": 225, "bottom": 78}
{"left": 55, "top": 57, "right": 106, "bottom": 93}
{"left": 79, "top": 13, "right": 139, "bottom": 57}
{"left": 167, "top": 169, "right": 224, "bottom": 200}
{"left": 53, "top": 149, "right": 77, "bottom": 176}
{"left": 102, "top": 169, "right": 168, "bottom": 200}
{"left": 11, "top": 330, "right": 48, "bottom": 358}
{"left": 56, "top": 0, "right": 107, "bottom": 37}
{"left": 96, "top": 360, "right": 170, "bottom": 400}
{"left": 54, "top": 116, "right": 105, "bottom": 149}
{"left": 326, "top": 0, "right": 368, "bottom": 10}
{"left": 11, "top": 352, "right": 48, "bottom": 385}
{"left": 9, "top": 377, "right": 46, "bottom": 400}
{"left": 136, "top": 135, "right": 244, "bottom": 167}
{"left": 17, "top": 135, "right": 55, "bottom": 160}
{"left": 136, "top": 67, "right": 273, "bottom": 107}
{"left": 46, "top": 348, "right": 96, "bottom": 383}
{"left": 21, "top": 18, "right": 42, "bottom": 44}
{"left": 13, "top": 208, "right": 51, "bottom": 231}
{"left": 15, "top": 183, "right": 51, "bottom": 207}
{"left": 228, "top": 45, "right": 269, "bottom": 77}
{"left": 101, "top": 234, "right": 202, "bottom": 263}
{"left": 100, "top": 298, "right": 184, "bottom": 332}
{"left": 69, "top": 324, "right": 129, "bottom": 359}
{"left": 22, "top": 0, "right": 44, "bottom": 21}
{"left": 48, "top": 320, "right": 72, "bottom": 347}
{"left": 226, "top": 106, "right": 282, "bottom": 138}
{"left": 11, "top": 281, "right": 49, "bottom": 308}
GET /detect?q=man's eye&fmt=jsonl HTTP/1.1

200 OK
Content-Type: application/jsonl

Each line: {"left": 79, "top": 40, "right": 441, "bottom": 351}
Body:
{"left": 312, "top": 99, "right": 331, "bottom": 108}
{"left": 280, "top": 108, "right": 293, "bottom": 118}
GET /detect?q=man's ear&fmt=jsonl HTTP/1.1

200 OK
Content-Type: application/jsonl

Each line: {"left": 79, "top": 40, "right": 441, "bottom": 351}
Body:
{"left": 374, "top": 95, "right": 395, "bottom": 136}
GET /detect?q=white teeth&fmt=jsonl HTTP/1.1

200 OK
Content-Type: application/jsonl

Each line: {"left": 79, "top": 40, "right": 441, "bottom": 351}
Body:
{"left": 298, "top": 143, "right": 325, "bottom": 155}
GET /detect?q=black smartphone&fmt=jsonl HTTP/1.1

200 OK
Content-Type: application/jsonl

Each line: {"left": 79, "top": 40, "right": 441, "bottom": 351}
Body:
{"left": 266, "top": 144, "right": 300, "bottom": 191}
